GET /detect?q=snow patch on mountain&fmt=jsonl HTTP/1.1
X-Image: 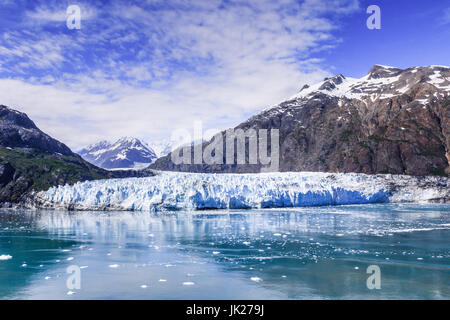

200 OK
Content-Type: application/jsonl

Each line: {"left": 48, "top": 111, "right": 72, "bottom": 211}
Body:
{"left": 290, "top": 65, "right": 450, "bottom": 101}
{"left": 147, "top": 140, "right": 175, "bottom": 158}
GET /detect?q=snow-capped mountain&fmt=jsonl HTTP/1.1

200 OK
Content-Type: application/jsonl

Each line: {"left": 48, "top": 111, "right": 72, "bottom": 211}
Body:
{"left": 289, "top": 64, "right": 449, "bottom": 101}
{"left": 79, "top": 137, "right": 157, "bottom": 169}
{"left": 152, "top": 65, "right": 450, "bottom": 176}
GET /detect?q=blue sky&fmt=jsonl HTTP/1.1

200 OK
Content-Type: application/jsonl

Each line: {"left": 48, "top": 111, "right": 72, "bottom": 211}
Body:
{"left": 324, "top": 0, "right": 450, "bottom": 77}
{"left": 0, "top": 0, "right": 448, "bottom": 149}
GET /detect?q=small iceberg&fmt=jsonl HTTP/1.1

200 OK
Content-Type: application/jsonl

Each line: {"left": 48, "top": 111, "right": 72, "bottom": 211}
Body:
{"left": 0, "top": 254, "right": 12, "bottom": 261}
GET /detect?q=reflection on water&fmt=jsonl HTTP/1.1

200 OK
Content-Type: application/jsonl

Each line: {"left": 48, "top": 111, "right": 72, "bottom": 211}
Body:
{"left": 0, "top": 204, "right": 449, "bottom": 299}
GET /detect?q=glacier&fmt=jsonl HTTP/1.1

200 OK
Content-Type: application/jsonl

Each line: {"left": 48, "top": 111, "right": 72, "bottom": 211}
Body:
{"left": 32, "top": 171, "right": 449, "bottom": 211}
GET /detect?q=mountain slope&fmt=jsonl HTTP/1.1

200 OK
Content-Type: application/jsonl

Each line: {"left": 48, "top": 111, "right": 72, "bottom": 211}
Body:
{"left": 0, "top": 106, "right": 73, "bottom": 155}
{"left": 79, "top": 137, "right": 157, "bottom": 169}
{"left": 0, "top": 105, "right": 146, "bottom": 203}
{"left": 151, "top": 65, "right": 450, "bottom": 176}
{"left": 150, "top": 140, "right": 174, "bottom": 158}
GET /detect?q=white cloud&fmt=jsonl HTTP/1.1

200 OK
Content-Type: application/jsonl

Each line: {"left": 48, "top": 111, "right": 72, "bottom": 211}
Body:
{"left": 0, "top": 0, "right": 360, "bottom": 150}
{"left": 441, "top": 8, "right": 450, "bottom": 25}
{"left": 25, "top": 4, "right": 97, "bottom": 23}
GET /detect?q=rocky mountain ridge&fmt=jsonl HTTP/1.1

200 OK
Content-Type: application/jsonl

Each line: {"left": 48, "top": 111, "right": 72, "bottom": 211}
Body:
{"left": 151, "top": 65, "right": 450, "bottom": 176}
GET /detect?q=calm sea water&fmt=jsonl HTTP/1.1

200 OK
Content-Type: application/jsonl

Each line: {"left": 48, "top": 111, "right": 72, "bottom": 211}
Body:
{"left": 0, "top": 204, "right": 449, "bottom": 300}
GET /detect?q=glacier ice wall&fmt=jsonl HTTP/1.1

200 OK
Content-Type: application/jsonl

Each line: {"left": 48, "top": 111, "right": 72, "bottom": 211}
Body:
{"left": 34, "top": 171, "right": 449, "bottom": 211}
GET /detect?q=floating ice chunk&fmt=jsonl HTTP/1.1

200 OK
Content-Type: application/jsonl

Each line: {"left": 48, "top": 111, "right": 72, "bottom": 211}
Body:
{"left": 108, "top": 264, "right": 119, "bottom": 268}
{"left": 183, "top": 282, "right": 195, "bottom": 286}
{"left": 251, "top": 277, "right": 262, "bottom": 282}
{"left": 0, "top": 255, "right": 12, "bottom": 261}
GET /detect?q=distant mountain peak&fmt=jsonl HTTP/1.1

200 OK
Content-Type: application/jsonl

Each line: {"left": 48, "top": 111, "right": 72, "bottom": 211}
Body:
{"left": 116, "top": 136, "right": 139, "bottom": 144}
{"left": 79, "top": 137, "right": 157, "bottom": 170}
{"left": 82, "top": 140, "right": 110, "bottom": 152}
{"left": 149, "top": 139, "right": 176, "bottom": 158}
{"left": 367, "top": 64, "right": 402, "bottom": 79}
{"left": 370, "top": 64, "right": 401, "bottom": 71}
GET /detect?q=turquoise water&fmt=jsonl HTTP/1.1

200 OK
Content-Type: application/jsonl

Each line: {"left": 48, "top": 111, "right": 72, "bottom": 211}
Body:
{"left": 0, "top": 204, "right": 449, "bottom": 299}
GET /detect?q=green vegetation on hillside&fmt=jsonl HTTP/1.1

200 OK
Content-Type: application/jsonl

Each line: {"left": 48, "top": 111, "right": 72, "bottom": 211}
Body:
{"left": 0, "top": 147, "right": 110, "bottom": 201}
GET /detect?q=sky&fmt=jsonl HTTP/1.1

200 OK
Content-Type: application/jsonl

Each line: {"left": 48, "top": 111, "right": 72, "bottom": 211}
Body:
{"left": 0, "top": 0, "right": 449, "bottom": 150}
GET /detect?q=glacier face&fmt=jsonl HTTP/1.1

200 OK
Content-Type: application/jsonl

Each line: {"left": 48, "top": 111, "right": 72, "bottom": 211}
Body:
{"left": 33, "top": 171, "right": 449, "bottom": 211}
